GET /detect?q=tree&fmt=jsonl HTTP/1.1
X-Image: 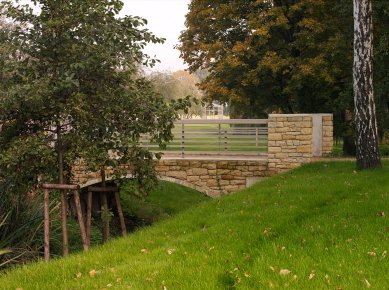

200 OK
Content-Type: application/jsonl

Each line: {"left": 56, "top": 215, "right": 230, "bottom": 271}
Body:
{"left": 0, "top": 0, "right": 186, "bottom": 199}
{"left": 179, "top": 0, "right": 389, "bottom": 154}
{"left": 148, "top": 70, "right": 203, "bottom": 118}
{"left": 353, "top": 0, "right": 381, "bottom": 168}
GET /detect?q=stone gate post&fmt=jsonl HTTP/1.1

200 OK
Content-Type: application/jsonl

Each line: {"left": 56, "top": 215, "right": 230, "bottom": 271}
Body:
{"left": 267, "top": 114, "right": 333, "bottom": 175}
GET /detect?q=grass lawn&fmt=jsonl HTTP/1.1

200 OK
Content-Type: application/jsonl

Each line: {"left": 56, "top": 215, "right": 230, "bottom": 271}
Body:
{"left": 1, "top": 162, "right": 389, "bottom": 289}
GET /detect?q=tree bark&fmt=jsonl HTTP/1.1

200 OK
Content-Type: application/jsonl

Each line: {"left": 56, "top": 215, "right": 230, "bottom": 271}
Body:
{"left": 57, "top": 123, "right": 69, "bottom": 256}
{"left": 353, "top": 0, "right": 381, "bottom": 169}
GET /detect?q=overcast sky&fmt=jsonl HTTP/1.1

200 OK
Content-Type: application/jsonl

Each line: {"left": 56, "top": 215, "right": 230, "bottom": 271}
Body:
{"left": 120, "top": 0, "right": 190, "bottom": 72}
{"left": 20, "top": 0, "right": 191, "bottom": 72}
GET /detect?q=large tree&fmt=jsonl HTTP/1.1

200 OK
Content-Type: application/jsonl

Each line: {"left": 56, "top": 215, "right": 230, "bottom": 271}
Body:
{"left": 179, "top": 0, "right": 389, "bottom": 154}
{"left": 353, "top": 0, "right": 381, "bottom": 168}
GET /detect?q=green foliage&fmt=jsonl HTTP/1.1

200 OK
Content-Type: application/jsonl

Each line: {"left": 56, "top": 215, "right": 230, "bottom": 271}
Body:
{"left": 148, "top": 70, "right": 204, "bottom": 118}
{"left": 179, "top": 0, "right": 389, "bottom": 144}
{"left": 0, "top": 0, "right": 188, "bottom": 198}
{"left": 0, "top": 193, "right": 62, "bottom": 269}
{"left": 120, "top": 181, "right": 209, "bottom": 224}
{"left": 1, "top": 162, "right": 389, "bottom": 288}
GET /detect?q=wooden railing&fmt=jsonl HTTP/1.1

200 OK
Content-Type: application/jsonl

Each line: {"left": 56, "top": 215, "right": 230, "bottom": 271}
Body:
{"left": 142, "top": 119, "right": 268, "bottom": 157}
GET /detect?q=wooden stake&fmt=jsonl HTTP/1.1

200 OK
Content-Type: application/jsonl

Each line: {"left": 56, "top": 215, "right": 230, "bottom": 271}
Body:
{"left": 44, "top": 188, "right": 50, "bottom": 262}
{"left": 114, "top": 191, "right": 127, "bottom": 237}
{"left": 86, "top": 191, "right": 92, "bottom": 247}
{"left": 100, "top": 169, "right": 109, "bottom": 243}
{"left": 61, "top": 190, "right": 69, "bottom": 256}
{"left": 101, "top": 192, "right": 110, "bottom": 243}
{"left": 74, "top": 190, "right": 89, "bottom": 251}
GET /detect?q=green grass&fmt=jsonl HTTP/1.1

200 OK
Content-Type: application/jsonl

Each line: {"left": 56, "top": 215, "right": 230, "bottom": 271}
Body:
{"left": 1, "top": 162, "right": 389, "bottom": 289}
{"left": 120, "top": 181, "right": 210, "bottom": 224}
{"left": 331, "top": 141, "right": 389, "bottom": 157}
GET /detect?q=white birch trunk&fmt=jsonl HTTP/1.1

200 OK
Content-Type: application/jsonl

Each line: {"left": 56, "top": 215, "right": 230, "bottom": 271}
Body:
{"left": 353, "top": 0, "right": 381, "bottom": 169}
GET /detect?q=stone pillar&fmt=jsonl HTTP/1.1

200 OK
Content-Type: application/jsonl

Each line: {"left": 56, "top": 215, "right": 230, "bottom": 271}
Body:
{"left": 267, "top": 114, "right": 333, "bottom": 175}
{"left": 322, "top": 114, "right": 334, "bottom": 155}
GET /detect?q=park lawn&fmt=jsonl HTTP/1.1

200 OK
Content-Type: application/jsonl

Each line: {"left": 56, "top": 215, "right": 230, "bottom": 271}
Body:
{"left": 1, "top": 161, "right": 389, "bottom": 289}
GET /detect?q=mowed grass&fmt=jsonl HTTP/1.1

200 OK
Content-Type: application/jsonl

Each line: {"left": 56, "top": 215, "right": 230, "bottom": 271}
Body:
{"left": 1, "top": 162, "right": 389, "bottom": 289}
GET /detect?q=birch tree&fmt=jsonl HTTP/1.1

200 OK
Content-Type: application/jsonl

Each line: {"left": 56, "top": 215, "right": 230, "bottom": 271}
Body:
{"left": 353, "top": 0, "right": 381, "bottom": 169}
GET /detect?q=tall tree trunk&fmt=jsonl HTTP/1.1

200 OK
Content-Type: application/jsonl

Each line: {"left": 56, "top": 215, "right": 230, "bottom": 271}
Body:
{"left": 57, "top": 123, "right": 69, "bottom": 256}
{"left": 353, "top": 0, "right": 381, "bottom": 169}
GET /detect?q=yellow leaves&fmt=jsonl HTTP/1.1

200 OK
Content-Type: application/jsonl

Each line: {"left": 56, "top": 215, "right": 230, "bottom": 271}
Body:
{"left": 376, "top": 211, "right": 385, "bottom": 217}
{"left": 279, "top": 269, "right": 291, "bottom": 276}
{"left": 367, "top": 251, "right": 376, "bottom": 257}
{"left": 363, "top": 278, "right": 371, "bottom": 288}
{"left": 263, "top": 227, "right": 272, "bottom": 236}
{"left": 88, "top": 269, "right": 97, "bottom": 277}
{"left": 167, "top": 249, "right": 175, "bottom": 255}
{"left": 141, "top": 248, "right": 148, "bottom": 254}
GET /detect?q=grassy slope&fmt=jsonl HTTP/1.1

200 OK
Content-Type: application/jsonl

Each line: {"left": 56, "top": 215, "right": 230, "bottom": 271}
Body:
{"left": 1, "top": 162, "right": 389, "bottom": 289}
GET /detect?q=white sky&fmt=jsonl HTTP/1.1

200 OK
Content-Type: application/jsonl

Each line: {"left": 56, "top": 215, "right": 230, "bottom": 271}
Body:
{"left": 20, "top": 0, "right": 191, "bottom": 72}
{"left": 120, "top": 0, "right": 190, "bottom": 72}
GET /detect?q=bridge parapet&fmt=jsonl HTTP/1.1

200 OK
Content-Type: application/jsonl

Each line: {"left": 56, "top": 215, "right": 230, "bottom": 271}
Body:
{"left": 268, "top": 114, "right": 333, "bottom": 174}
{"left": 72, "top": 114, "right": 333, "bottom": 197}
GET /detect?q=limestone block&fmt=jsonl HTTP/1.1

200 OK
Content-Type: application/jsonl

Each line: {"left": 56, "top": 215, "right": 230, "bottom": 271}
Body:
{"left": 268, "top": 133, "right": 283, "bottom": 141}
{"left": 221, "top": 175, "right": 235, "bottom": 180}
{"left": 166, "top": 171, "right": 187, "bottom": 180}
{"left": 224, "top": 185, "right": 239, "bottom": 192}
{"left": 187, "top": 176, "right": 200, "bottom": 182}
{"left": 297, "top": 146, "right": 312, "bottom": 153}
{"left": 207, "top": 180, "right": 218, "bottom": 187}
{"left": 230, "top": 179, "right": 246, "bottom": 185}
{"left": 192, "top": 168, "right": 208, "bottom": 176}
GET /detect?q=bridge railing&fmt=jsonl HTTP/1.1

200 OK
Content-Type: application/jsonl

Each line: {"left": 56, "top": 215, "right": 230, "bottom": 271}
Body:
{"left": 141, "top": 119, "right": 268, "bottom": 157}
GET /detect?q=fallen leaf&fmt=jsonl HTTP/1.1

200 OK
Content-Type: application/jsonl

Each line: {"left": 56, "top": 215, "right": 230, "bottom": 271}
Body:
{"left": 363, "top": 278, "right": 371, "bottom": 288}
{"left": 244, "top": 272, "right": 250, "bottom": 278}
{"left": 141, "top": 249, "right": 148, "bottom": 254}
{"left": 367, "top": 252, "right": 376, "bottom": 257}
{"left": 279, "top": 269, "right": 291, "bottom": 276}
{"left": 263, "top": 228, "right": 272, "bottom": 236}
{"left": 377, "top": 212, "right": 385, "bottom": 217}
{"left": 75, "top": 272, "right": 82, "bottom": 278}
{"left": 269, "top": 281, "right": 275, "bottom": 289}
{"left": 167, "top": 249, "right": 175, "bottom": 255}
{"left": 106, "top": 284, "right": 112, "bottom": 288}
{"left": 308, "top": 272, "right": 315, "bottom": 280}
{"left": 269, "top": 266, "right": 275, "bottom": 272}
{"left": 89, "top": 269, "right": 97, "bottom": 277}
{"left": 381, "top": 250, "right": 387, "bottom": 259}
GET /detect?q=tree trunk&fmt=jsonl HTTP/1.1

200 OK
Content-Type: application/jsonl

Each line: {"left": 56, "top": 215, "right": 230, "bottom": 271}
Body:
{"left": 57, "top": 124, "right": 69, "bottom": 256}
{"left": 353, "top": 0, "right": 381, "bottom": 169}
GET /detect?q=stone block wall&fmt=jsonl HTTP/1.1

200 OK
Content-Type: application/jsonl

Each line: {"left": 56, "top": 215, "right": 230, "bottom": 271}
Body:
{"left": 267, "top": 114, "right": 333, "bottom": 174}
{"left": 267, "top": 114, "right": 313, "bottom": 174}
{"left": 322, "top": 115, "right": 334, "bottom": 155}
{"left": 156, "top": 159, "right": 268, "bottom": 197}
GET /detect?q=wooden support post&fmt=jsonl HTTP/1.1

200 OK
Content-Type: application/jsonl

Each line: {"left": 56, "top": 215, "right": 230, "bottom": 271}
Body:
{"left": 61, "top": 190, "right": 69, "bottom": 256}
{"left": 73, "top": 190, "right": 89, "bottom": 251}
{"left": 114, "top": 191, "right": 127, "bottom": 237}
{"left": 100, "top": 170, "right": 109, "bottom": 243}
{"left": 101, "top": 192, "right": 110, "bottom": 243}
{"left": 44, "top": 188, "right": 50, "bottom": 262}
{"left": 86, "top": 191, "right": 93, "bottom": 247}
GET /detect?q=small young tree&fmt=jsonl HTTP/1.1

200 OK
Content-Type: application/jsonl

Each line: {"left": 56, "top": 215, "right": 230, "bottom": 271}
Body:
{"left": 0, "top": 0, "right": 185, "bottom": 197}
{"left": 353, "top": 0, "right": 381, "bottom": 169}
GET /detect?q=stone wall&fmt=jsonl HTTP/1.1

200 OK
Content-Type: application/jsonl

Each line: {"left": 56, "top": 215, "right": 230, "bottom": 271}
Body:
{"left": 267, "top": 114, "right": 333, "bottom": 174}
{"left": 72, "top": 113, "right": 333, "bottom": 197}
{"left": 156, "top": 159, "right": 268, "bottom": 197}
{"left": 322, "top": 115, "right": 334, "bottom": 155}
